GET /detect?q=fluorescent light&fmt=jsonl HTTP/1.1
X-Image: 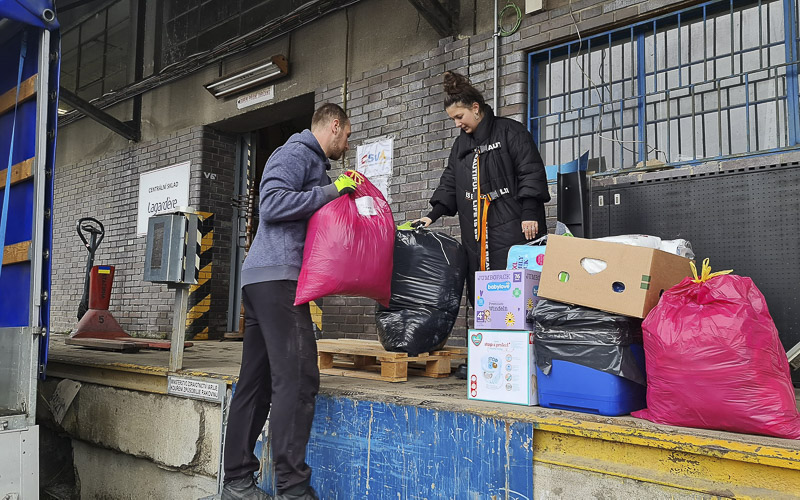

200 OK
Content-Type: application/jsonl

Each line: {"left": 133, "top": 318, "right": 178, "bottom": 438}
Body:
{"left": 204, "top": 55, "right": 288, "bottom": 99}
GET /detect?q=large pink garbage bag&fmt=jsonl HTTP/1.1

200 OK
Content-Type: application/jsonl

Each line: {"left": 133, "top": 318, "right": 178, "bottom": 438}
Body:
{"left": 295, "top": 171, "right": 395, "bottom": 307}
{"left": 632, "top": 259, "right": 800, "bottom": 439}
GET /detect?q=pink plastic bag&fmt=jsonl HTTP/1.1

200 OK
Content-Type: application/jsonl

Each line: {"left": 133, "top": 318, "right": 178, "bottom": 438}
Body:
{"left": 632, "top": 260, "right": 800, "bottom": 439}
{"left": 295, "top": 172, "right": 394, "bottom": 307}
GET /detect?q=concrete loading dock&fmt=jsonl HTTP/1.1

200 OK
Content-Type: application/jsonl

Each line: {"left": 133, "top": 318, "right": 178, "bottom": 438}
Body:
{"left": 40, "top": 335, "right": 800, "bottom": 499}
{"left": 30, "top": 0, "right": 800, "bottom": 497}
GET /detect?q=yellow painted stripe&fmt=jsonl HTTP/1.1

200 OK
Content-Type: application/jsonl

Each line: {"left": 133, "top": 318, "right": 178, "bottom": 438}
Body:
{"left": 201, "top": 229, "right": 214, "bottom": 248}
{"left": 310, "top": 301, "right": 323, "bottom": 330}
{"left": 189, "top": 263, "right": 212, "bottom": 291}
{"left": 193, "top": 328, "right": 209, "bottom": 341}
{"left": 534, "top": 429, "right": 800, "bottom": 498}
{"left": 0, "top": 158, "right": 33, "bottom": 189}
{"left": 186, "top": 296, "right": 211, "bottom": 325}
{"left": 471, "top": 412, "right": 800, "bottom": 470}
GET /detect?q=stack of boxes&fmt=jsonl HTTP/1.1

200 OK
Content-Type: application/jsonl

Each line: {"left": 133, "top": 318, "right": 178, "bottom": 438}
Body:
{"left": 468, "top": 269, "right": 542, "bottom": 406}
{"left": 467, "top": 235, "right": 693, "bottom": 414}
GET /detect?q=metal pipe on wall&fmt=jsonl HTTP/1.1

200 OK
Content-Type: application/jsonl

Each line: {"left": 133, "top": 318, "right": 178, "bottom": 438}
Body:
{"left": 493, "top": 0, "right": 498, "bottom": 112}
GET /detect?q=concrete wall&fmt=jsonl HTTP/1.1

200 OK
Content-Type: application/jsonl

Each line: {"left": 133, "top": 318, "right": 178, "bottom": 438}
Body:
{"left": 37, "top": 378, "right": 222, "bottom": 499}
{"left": 52, "top": 0, "right": 709, "bottom": 340}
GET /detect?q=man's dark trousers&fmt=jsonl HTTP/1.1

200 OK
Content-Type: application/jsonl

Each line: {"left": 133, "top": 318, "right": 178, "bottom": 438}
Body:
{"left": 223, "top": 280, "right": 320, "bottom": 493}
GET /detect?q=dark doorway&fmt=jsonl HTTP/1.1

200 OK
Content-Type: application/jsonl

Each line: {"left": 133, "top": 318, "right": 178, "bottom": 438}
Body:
{"left": 225, "top": 95, "right": 315, "bottom": 334}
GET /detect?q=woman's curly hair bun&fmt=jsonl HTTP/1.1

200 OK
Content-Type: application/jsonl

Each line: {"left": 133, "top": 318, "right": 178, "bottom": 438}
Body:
{"left": 443, "top": 71, "right": 471, "bottom": 96}
{"left": 442, "top": 71, "right": 487, "bottom": 111}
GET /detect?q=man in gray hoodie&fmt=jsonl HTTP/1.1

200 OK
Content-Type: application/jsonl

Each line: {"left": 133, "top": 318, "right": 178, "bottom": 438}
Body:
{"left": 222, "top": 103, "right": 357, "bottom": 500}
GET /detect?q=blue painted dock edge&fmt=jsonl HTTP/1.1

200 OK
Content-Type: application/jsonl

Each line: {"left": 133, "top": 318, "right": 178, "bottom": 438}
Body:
{"left": 259, "top": 394, "right": 535, "bottom": 499}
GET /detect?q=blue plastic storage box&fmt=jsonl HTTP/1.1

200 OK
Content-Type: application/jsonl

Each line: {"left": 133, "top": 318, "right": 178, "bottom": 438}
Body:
{"left": 536, "top": 344, "right": 646, "bottom": 416}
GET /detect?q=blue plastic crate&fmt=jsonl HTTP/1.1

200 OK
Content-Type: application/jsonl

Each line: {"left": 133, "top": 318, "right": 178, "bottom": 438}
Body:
{"left": 536, "top": 345, "right": 646, "bottom": 416}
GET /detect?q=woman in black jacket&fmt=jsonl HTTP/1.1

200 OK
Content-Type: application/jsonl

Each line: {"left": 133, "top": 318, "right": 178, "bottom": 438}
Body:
{"left": 416, "top": 71, "right": 550, "bottom": 302}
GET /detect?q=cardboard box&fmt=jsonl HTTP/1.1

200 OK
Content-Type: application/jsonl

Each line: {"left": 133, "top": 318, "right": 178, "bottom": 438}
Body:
{"left": 467, "top": 329, "right": 537, "bottom": 406}
{"left": 538, "top": 235, "right": 693, "bottom": 318}
{"left": 474, "top": 270, "right": 541, "bottom": 330}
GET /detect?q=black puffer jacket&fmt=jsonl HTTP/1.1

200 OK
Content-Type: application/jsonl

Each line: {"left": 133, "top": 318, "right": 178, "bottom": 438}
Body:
{"left": 427, "top": 107, "right": 550, "bottom": 274}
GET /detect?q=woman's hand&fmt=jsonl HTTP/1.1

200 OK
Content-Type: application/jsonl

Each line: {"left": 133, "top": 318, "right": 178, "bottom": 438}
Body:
{"left": 522, "top": 220, "right": 538, "bottom": 240}
{"left": 413, "top": 217, "right": 433, "bottom": 228}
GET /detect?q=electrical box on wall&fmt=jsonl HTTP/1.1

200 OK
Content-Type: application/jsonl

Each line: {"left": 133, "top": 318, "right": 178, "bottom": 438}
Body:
{"left": 526, "top": 0, "right": 544, "bottom": 14}
{"left": 143, "top": 211, "right": 201, "bottom": 285}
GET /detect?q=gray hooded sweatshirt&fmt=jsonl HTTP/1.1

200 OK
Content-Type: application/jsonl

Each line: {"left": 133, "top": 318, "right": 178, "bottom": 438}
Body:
{"left": 241, "top": 129, "right": 339, "bottom": 286}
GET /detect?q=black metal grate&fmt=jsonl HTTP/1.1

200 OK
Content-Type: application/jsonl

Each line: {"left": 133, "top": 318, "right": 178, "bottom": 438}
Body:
{"left": 591, "top": 162, "right": 800, "bottom": 357}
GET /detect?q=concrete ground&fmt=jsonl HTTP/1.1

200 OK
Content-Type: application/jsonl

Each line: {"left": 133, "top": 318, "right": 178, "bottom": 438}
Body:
{"left": 45, "top": 334, "right": 800, "bottom": 452}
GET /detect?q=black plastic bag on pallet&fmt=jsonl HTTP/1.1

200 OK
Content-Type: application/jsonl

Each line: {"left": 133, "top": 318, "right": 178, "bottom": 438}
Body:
{"left": 530, "top": 299, "right": 646, "bottom": 385}
{"left": 376, "top": 229, "right": 467, "bottom": 355}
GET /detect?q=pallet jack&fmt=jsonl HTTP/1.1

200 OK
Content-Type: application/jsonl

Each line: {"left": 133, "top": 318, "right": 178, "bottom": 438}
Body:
{"left": 66, "top": 217, "right": 192, "bottom": 353}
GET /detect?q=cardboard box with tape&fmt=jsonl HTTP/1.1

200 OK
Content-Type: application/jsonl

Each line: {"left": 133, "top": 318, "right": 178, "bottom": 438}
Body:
{"left": 537, "top": 235, "right": 693, "bottom": 318}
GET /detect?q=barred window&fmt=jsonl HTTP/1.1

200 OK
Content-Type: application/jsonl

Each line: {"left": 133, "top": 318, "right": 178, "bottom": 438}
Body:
{"left": 159, "top": 0, "right": 305, "bottom": 68}
{"left": 528, "top": 0, "right": 800, "bottom": 171}
{"left": 60, "top": 0, "right": 133, "bottom": 102}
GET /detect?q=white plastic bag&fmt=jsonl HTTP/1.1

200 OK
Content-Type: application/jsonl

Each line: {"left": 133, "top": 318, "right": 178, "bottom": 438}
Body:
{"left": 581, "top": 234, "right": 693, "bottom": 274}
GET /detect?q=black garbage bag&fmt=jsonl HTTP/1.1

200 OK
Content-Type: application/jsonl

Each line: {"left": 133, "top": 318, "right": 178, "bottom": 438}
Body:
{"left": 376, "top": 229, "right": 467, "bottom": 355}
{"left": 531, "top": 299, "right": 646, "bottom": 385}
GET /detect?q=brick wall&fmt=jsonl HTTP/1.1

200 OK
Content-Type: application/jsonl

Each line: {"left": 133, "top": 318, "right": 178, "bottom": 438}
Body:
{"left": 191, "top": 130, "right": 237, "bottom": 339}
{"left": 50, "top": 0, "right": 701, "bottom": 344}
{"left": 313, "top": 35, "right": 529, "bottom": 348}
{"left": 311, "top": 0, "right": 698, "bottom": 346}
{"left": 51, "top": 126, "right": 236, "bottom": 338}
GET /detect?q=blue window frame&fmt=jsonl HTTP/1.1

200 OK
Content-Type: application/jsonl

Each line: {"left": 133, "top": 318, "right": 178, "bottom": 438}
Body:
{"left": 528, "top": 0, "right": 800, "bottom": 172}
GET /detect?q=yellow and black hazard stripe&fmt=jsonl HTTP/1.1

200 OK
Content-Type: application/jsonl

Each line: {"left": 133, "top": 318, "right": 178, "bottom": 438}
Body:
{"left": 186, "top": 211, "right": 213, "bottom": 340}
{"left": 310, "top": 300, "right": 323, "bottom": 335}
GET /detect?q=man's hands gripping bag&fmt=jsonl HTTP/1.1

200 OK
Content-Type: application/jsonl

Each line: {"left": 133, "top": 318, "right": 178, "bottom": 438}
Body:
{"left": 632, "top": 259, "right": 800, "bottom": 439}
{"left": 295, "top": 171, "right": 395, "bottom": 307}
{"left": 376, "top": 228, "right": 467, "bottom": 355}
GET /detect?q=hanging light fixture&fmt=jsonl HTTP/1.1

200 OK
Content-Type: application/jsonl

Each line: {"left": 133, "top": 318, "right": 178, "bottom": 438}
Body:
{"left": 204, "top": 55, "right": 289, "bottom": 99}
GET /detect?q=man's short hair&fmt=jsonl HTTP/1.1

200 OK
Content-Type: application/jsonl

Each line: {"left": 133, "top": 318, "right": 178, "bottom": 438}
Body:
{"left": 311, "top": 103, "right": 348, "bottom": 130}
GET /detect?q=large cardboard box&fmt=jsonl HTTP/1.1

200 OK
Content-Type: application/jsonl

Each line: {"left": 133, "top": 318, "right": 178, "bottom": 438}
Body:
{"left": 538, "top": 235, "right": 692, "bottom": 318}
{"left": 467, "top": 329, "right": 537, "bottom": 406}
{"left": 474, "top": 270, "right": 541, "bottom": 330}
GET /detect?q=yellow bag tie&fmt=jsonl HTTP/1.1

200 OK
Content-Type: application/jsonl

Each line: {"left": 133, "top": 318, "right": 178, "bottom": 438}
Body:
{"left": 346, "top": 170, "right": 365, "bottom": 185}
{"left": 690, "top": 258, "right": 733, "bottom": 283}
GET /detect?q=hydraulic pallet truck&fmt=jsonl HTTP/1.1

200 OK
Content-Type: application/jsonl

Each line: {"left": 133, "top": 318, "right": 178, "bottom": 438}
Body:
{"left": 66, "top": 217, "right": 192, "bottom": 352}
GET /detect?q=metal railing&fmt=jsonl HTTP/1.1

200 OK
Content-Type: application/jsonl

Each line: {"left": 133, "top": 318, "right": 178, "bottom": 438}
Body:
{"left": 528, "top": 0, "right": 800, "bottom": 171}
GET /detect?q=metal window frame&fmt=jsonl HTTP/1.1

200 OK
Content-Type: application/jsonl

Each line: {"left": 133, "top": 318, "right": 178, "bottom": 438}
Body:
{"left": 528, "top": 0, "right": 800, "bottom": 171}
{"left": 60, "top": 0, "right": 132, "bottom": 102}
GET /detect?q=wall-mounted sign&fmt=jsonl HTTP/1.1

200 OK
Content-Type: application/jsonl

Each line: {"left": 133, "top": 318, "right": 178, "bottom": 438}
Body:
{"left": 137, "top": 161, "right": 191, "bottom": 236}
{"left": 356, "top": 137, "right": 393, "bottom": 202}
{"left": 236, "top": 86, "right": 275, "bottom": 109}
{"left": 167, "top": 376, "right": 224, "bottom": 403}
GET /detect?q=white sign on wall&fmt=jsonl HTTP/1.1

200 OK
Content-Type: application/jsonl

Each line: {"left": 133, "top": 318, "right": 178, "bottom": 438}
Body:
{"left": 167, "top": 376, "right": 224, "bottom": 403}
{"left": 137, "top": 161, "right": 191, "bottom": 236}
{"left": 236, "top": 85, "right": 275, "bottom": 109}
{"left": 356, "top": 137, "right": 393, "bottom": 202}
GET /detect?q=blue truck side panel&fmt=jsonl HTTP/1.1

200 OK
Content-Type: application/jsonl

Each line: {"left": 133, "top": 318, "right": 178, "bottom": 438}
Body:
{"left": 0, "top": 11, "right": 58, "bottom": 369}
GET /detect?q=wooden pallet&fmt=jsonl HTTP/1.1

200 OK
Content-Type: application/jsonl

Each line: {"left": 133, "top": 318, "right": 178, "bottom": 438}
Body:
{"left": 317, "top": 339, "right": 466, "bottom": 383}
